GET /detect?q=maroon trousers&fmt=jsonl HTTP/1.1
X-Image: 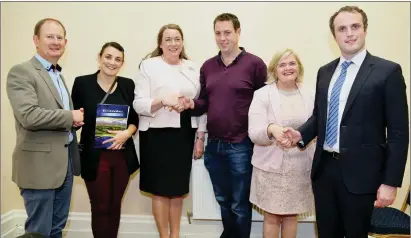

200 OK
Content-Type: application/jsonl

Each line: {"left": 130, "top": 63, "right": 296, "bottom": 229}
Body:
{"left": 85, "top": 151, "right": 129, "bottom": 238}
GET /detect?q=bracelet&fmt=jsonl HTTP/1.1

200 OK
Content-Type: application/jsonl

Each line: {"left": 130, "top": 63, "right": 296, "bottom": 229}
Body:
{"left": 196, "top": 137, "right": 205, "bottom": 142}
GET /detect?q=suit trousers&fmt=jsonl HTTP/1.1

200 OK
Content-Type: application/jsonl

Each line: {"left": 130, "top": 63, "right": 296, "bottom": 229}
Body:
{"left": 85, "top": 150, "right": 129, "bottom": 238}
{"left": 312, "top": 151, "right": 376, "bottom": 238}
{"left": 20, "top": 146, "right": 73, "bottom": 238}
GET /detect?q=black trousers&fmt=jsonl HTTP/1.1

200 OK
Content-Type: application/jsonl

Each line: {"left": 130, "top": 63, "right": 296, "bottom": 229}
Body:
{"left": 312, "top": 151, "right": 376, "bottom": 238}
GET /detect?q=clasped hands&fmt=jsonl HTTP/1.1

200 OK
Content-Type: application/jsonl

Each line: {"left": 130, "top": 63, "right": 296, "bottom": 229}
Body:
{"left": 72, "top": 108, "right": 85, "bottom": 127}
{"left": 161, "top": 94, "right": 194, "bottom": 113}
{"left": 268, "top": 124, "right": 302, "bottom": 148}
{"left": 268, "top": 124, "right": 398, "bottom": 208}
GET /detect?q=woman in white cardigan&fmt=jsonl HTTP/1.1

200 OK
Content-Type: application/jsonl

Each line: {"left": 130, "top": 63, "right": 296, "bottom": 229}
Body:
{"left": 133, "top": 24, "right": 206, "bottom": 238}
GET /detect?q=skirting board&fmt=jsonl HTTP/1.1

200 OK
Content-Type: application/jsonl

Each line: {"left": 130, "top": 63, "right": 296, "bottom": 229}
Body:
{"left": 1, "top": 210, "right": 319, "bottom": 238}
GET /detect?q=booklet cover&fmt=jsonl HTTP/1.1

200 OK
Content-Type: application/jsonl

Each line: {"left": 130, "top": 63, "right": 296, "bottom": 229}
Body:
{"left": 94, "top": 104, "right": 130, "bottom": 149}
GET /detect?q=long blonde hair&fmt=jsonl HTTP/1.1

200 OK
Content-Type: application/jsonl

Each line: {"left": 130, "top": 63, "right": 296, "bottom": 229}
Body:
{"left": 266, "top": 48, "right": 304, "bottom": 84}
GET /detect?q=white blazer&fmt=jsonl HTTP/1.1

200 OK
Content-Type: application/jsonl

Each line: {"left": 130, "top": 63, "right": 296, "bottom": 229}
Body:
{"left": 133, "top": 56, "right": 207, "bottom": 132}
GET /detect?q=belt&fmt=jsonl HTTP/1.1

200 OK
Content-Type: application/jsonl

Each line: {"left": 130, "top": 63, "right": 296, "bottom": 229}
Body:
{"left": 324, "top": 151, "right": 340, "bottom": 159}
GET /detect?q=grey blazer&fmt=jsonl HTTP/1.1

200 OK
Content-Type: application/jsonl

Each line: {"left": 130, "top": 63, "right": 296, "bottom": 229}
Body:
{"left": 6, "top": 56, "right": 81, "bottom": 189}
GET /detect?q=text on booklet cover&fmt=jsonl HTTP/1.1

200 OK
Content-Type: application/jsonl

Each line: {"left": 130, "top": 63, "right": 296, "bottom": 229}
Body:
{"left": 94, "top": 104, "right": 129, "bottom": 149}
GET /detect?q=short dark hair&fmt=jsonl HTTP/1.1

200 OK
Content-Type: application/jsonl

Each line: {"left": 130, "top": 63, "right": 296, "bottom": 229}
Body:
{"left": 99, "top": 42, "right": 125, "bottom": 61}
{"left": 213, "top": 13, "right": 241, "bottom": 31}
{"left": 329, "top": 6, "right": 368, "bottom": 37}
{"left": 34, "top": 18, "right": 66, "bottom": 37}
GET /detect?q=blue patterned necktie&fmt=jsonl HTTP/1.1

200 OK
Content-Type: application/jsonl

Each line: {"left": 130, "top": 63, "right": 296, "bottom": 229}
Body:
{"left": 325, "top": 61, "right": 352, "bottom": 148}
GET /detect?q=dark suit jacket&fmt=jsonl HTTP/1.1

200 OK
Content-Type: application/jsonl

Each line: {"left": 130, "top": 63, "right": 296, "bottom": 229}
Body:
{"left": 299, "top": 52, "right": 409, "bottom": 194}
{"left": 71, "top": 71, "right": 139, "bottom": 181}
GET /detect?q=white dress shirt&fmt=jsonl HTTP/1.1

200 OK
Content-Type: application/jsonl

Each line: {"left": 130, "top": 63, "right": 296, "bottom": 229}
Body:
{"left": 323, "top": 48, "right": 367, "bottom": 153}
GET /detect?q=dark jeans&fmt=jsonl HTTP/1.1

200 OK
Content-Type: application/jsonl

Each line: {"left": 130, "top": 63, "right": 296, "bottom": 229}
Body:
{"left": 20, "top": 149, "right": 73, "bottom": 238}
{"left": 204, "top": 137, "right": 254, "bottom": 238}
{"left": 85, "top": 150, "right": 130, "bottom": 238}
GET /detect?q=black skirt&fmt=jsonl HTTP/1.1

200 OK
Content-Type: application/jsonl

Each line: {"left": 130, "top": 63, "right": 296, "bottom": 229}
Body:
{"left": 139, "top": 110, "right": 196, "bottom": 197}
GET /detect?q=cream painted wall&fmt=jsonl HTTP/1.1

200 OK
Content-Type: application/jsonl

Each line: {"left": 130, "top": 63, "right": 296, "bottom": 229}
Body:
{"left": 1, "top": 2, "right": 410, "bottom": 215}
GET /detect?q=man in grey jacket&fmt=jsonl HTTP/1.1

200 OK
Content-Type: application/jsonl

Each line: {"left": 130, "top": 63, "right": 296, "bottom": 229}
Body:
{"left": 6, "top": 18, "right": 83, "bottom": 238}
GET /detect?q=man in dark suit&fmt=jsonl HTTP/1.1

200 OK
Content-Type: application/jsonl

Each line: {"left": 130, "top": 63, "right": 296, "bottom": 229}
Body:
{"left": 284, "top": 6, "right": 409, "bottom": 238}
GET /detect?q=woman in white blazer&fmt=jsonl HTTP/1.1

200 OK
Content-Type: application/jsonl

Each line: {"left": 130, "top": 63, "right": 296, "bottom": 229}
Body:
{"left": 248, "top": 49, "right": 315, "bottom": 238}
{"left": 133, "top": 24, "right": 206, "bottom": 238}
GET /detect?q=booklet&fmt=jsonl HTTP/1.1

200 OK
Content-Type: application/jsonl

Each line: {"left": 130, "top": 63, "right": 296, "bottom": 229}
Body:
{"left": 94, "top": 104, "right": 129, "bottom": 149}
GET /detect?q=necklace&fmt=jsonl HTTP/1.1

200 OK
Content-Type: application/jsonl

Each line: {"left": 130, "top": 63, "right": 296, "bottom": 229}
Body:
{"left": 278, "top": 89, "right": 299, "bottom": 96}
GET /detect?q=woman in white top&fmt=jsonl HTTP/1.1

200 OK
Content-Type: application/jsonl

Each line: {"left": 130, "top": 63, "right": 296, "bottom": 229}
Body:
{"left": 133, "top": 24, "right": 207, "bottom": 238}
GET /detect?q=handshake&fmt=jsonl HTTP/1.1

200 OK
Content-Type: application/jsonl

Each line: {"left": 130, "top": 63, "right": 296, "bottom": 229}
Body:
{"left": 71, "top": 108, "right": 84, "bottom": 127}
{"left": 268, "top": 124, "right": 302, "bottom": 148}
{"left": 161, "top": 94, "right": 194, "bottom": 113}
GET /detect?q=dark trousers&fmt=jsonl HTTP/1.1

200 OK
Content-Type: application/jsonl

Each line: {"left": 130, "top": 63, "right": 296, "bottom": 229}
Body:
{"left": 20, "top": 149, "right": 73, "bottom": 238}
{"left": 312, "top": 151, "right": 376, "bottom": 238}
{"left": 204, "top": 137, "right": 254, "bottom": 238}
{"left": 85, "top": 151, "right": 130, "bottom": 238}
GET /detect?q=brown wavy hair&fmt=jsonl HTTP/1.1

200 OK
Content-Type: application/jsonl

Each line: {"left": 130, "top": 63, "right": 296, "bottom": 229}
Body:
{"left": 142, "top": 24, "right": 189, "bottom": 62}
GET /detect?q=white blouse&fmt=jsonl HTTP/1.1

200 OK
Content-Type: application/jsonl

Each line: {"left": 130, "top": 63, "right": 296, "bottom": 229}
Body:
{"left": 133, "top": 56, "right": 207, "bottom": 132}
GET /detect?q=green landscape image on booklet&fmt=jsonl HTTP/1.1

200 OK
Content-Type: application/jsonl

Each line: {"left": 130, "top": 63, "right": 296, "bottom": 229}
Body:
{"left": 94, "top": 104, "right": 129, "bottom": 149}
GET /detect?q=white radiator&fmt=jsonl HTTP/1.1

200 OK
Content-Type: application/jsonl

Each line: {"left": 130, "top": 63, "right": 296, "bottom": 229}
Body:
{"left": 191, "top": 158, "right": 264, "bottom": 221}
{"left": 191, "top": 158, "right": 316, "bottom": 221}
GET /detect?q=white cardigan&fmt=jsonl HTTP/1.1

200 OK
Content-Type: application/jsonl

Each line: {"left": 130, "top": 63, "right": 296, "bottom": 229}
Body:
{"left": 133, "top": 56, "right": 207, "bottom": 132}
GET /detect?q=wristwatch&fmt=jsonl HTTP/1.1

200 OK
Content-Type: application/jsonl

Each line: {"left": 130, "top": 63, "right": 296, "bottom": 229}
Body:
{"left": 297, "top": 140, "right": 305, "bottom": 149}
